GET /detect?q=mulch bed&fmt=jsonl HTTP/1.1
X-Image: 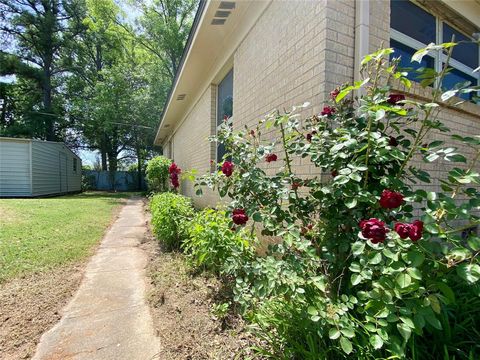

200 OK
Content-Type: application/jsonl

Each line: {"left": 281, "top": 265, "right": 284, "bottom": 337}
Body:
{"left": 142, "top": 205, "right": 262, "bottom": 359}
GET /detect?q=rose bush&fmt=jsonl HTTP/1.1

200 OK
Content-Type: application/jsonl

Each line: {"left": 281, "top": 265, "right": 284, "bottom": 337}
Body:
{"left": 194, "top": 43, "right": 480, "bottom": 358}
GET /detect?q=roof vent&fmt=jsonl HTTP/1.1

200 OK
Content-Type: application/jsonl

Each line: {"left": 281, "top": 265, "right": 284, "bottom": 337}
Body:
{"left": 215, "top": 10, "right": 230, "bottom": 18}
{"left": 211, "top": 18, "right": 226, "bottom": 25}
{"left": 176, "top": 94, "right": 186, "bottom": 100}
{"left": 219, "top": 1, "right": 235, "bottom": 10}
{"left": 164, "top": 124, "right": 170, "bottom": 128}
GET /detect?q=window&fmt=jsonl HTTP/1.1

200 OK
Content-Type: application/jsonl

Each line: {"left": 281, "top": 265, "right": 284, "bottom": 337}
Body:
{"left": 390, "top": 0, "right": 479, "bottom": 101}
{"left": 73, "top": 158, "right": 77, "bottom": 172}
{"left": 216, "top": 69, "right": 233, "bottom": 163}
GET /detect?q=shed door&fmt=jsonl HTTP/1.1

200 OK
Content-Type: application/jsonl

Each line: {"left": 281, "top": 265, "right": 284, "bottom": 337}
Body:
{"left": 59, "top": 153, "right": 68, "bottom": 192}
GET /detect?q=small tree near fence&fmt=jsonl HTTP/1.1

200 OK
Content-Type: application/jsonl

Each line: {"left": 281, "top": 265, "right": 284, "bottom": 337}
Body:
{"left": 146, "top": 156, "right": 172, "bottom": 192}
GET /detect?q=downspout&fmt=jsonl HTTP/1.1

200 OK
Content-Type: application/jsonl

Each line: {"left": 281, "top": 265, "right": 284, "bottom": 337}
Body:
{"left": 354, "top": 0, "right": 370, "bottom": 86}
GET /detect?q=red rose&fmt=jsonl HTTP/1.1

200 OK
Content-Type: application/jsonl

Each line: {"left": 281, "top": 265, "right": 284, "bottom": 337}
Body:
{"left": 330, "top": 89, "right": 340, "bottom": 100}
{"left": 389, "top": 136, "right": 399, "bottom": 147}
{"left": 221, "top": 161, "right": 234, "bottom": 177}
{"left": 306, "top": 131, "right": 317, "bottom": 142}
{"left": 394, "top": 220, "right": 424, "bottom": 241}
{"left": 387, "top": 94, "right": 405, "bottom": 105}
{"left": 169, "top": 163, "right": 181, "bottom": 189}
{"left": 265, "top": 153, "right": 277, "bottom": 163}
{"left": 291, "top": 181, "right": 302, "bottom": 190}
{"left": 169, "top": 162, "right": 181, "bottom": 175}
{"left": 232, "top": 208, "right": 248, "bottom": 225}
{"left": 409, "top": 220, "right": 423, "bottom": 241}
{"left": 359, "top": 218, "right": 389, "bottom": 244}
{"left": 394, "top": 223, "right": 411, "bottom": 239}
{"left": 379, "top": 190, "right": 404, "bottom": 209}
{"left": 331, "top": 170, "right": 338, "bottom": 177}
{"left": 170, "top": 173, "right": 180, "bottom": 188}
{"left": 250, "top": 129, "right": 255, "bottom": 137}
{"left": 321, "top": 106, "right": 336, "bottom": 116}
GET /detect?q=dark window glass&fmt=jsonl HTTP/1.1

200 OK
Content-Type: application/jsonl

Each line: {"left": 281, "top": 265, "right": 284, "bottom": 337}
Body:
{"left": 73, "top": 158, "right": 77, "bottom": 172}
{"left": 217, "top": 69, "right": 233, "bottom": 126}
{"left": 390, "top": 39, "right": 435, "bottom": 81}
{"left": 443, "top": 67, "right": 478, "bottom": 101}
{"left": 217, "top": 142, "right": 226, "bottom": 163}
{"left": 216, "top": 69, "right": 233, "bottom": 163}
{"left": 443, "top": 23, "right": 479, "bottom": 69}
{"left": 391, "top": 0, "right": 436, "bottom": 44}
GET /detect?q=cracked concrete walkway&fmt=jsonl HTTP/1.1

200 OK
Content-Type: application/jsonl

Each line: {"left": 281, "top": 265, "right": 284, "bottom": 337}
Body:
{"left": 33, "top": 198, "right": 161, "bottom": 360}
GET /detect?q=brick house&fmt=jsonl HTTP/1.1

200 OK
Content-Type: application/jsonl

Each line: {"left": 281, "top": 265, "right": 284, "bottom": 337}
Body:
{"left": 154, "top": 0, "right": 480, "bottom": 208}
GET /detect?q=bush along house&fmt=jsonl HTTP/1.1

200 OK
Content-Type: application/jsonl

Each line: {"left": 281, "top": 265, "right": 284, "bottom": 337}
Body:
{"left": 155, "top": 0, "right": 480, "bottom": 209}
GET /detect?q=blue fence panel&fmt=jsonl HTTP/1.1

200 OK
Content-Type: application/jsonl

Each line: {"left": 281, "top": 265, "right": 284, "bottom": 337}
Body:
{"left": 83, "top": 170, "right": 147, "bottom": 191}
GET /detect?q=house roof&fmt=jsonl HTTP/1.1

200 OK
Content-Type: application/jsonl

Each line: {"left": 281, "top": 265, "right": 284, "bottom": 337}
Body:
{"left": 154, "top": 0, "right": 271, "bottom": 145}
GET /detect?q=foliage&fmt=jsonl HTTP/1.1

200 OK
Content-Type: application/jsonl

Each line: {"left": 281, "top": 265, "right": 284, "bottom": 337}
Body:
{"left": 183, "top": 209, "right": 254, "bottom": 274}
{"left": 150, "top": 192, "right": 194, "bottom": 250}
{"left": 146, "top": 156, "right": 172, "bottom": 192}
{"left": 194, "top": 43, "right": 480, "bottom": 358}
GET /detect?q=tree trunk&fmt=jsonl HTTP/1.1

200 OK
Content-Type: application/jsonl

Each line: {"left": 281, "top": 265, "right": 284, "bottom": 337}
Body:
{"left": 43, "top": 69, "right": 54, "bottom": 141}
{"left": 136, "top": 146, "right": 142, "bottom": 190}
{"left": 107, "top": 153, "right": 117, "bottom": 191}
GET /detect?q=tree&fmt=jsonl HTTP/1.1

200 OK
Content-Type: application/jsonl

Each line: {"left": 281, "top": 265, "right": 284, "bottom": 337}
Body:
{"left": 0, "top": 0, "right": 85, "bottom": 140}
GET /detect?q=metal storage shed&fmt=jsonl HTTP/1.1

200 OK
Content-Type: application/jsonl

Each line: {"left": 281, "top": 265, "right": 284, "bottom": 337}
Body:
{"left": 0, "top": 137, "right": 82, "bottom": 197}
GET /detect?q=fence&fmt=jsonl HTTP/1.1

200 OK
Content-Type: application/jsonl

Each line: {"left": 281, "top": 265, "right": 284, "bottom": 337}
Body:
{"left": 83, "top": 170, "right": 147, "bottom": 191}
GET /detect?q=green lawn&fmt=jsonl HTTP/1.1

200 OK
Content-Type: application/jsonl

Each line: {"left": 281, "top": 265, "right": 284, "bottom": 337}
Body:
{"left": 0, "top": 192, "right": 136, "bottom": 282}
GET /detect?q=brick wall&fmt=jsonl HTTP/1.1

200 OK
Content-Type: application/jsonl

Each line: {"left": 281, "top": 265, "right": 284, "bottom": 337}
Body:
{"left": 170, "top": 86, "right": 219, "bottom": 208}
{"left": 166, "top": 0, "right": 479, "bottom": 210}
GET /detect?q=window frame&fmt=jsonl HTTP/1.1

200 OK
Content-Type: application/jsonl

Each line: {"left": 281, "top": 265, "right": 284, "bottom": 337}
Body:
{"left": 390, "top": 0, "right": 480, "bottom": 93}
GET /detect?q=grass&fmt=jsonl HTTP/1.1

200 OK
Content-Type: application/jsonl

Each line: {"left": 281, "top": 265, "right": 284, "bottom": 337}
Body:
{"left": 0, "top": 191, "right": 137, "bottom": 282}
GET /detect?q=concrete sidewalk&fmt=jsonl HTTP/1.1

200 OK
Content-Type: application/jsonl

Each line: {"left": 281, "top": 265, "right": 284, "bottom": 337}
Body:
{"left": 33, "top": 198, "right": 161, "bottom": 360}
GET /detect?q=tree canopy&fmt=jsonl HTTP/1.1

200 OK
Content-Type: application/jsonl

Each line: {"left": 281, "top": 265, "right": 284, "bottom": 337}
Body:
{"left": 0, "top": 0, "right": 198, "bottom": 188}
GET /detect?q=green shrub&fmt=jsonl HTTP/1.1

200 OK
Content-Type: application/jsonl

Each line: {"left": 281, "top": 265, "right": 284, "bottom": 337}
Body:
{"left": 194, "top": 43, "right": 480, "bottom": 358}
{"left": 183, "top": 209, "right": 254, "bottom": 273}
{"left": 146, "top": 156, "right": 171, "bottom": 192}
{"left": 150, "top": 192, "right": 193, "bottom": 250}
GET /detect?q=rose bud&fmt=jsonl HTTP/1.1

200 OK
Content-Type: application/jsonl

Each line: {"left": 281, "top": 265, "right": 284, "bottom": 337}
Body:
{"left": 330, "top": 88, "right": 340, "bottom": 100}
{"left": 389, "top": 136, "right": 399, "bottom": 147}
{"left": 265, "top": 153, "right": 278, "bottom": 163}
{"left": 387, "top": 94, "right": 406, "bottom": 105}
{"left": 321, "top": 106, "right": 336, "bottom": 116}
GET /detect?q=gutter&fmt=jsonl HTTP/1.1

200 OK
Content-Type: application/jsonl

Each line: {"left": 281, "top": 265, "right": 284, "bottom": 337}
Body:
{"left": 154, "top": 0, "right": 207, "bottom": 145}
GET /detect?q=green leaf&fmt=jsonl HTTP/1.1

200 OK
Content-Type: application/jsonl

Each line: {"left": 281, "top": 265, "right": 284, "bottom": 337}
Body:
{"left": 405, "top": 251, "right": 425, "bottom": 267}
{"left": 351, "top": 242, "right": 365, "bottom": 256}
{"left": 396, "top": 273, "right": 412, "bottom": 288}
{"left": 457, "top": 264, "right": 480, "bottom": 284}
{"left": 351, "top": 273, "right": 362, "bottom": 286}
{"left": 425, "top": 312, "right": 442, "bottom": 330}
{"left": 369, "top": 334, "right": 383, "bottom": 349}
{"left": 345, "top": 198, "right": 358, "bottom": 209}
{"left": 307, "top": 306, "right": 318, "bottom": 316}
{"left": 407, "top": 267, "right": 422, "bottom": 280}
{"left": 252, "top": 212, "right": 262, "bottom": 222}
{"left": 397, "top": 323, "right": 412, "bottom": 341}
{"left": 340, "top": 336, "right": 353, "bottom": 354}
{"left": 329, "top": 328, "right": 341, "bottom": 340}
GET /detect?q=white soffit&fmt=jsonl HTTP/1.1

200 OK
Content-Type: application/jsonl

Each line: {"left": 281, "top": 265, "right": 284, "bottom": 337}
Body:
{"left": 155, "top": 1, "right": 271, "bottom": 145}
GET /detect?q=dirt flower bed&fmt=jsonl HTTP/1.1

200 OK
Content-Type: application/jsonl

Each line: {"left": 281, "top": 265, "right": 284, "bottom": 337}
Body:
{"left": 142, "top": 217, "right": 262, "bottom": 359}
{"left": 0, "top": 264, "right": 84, "bottom": 360}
